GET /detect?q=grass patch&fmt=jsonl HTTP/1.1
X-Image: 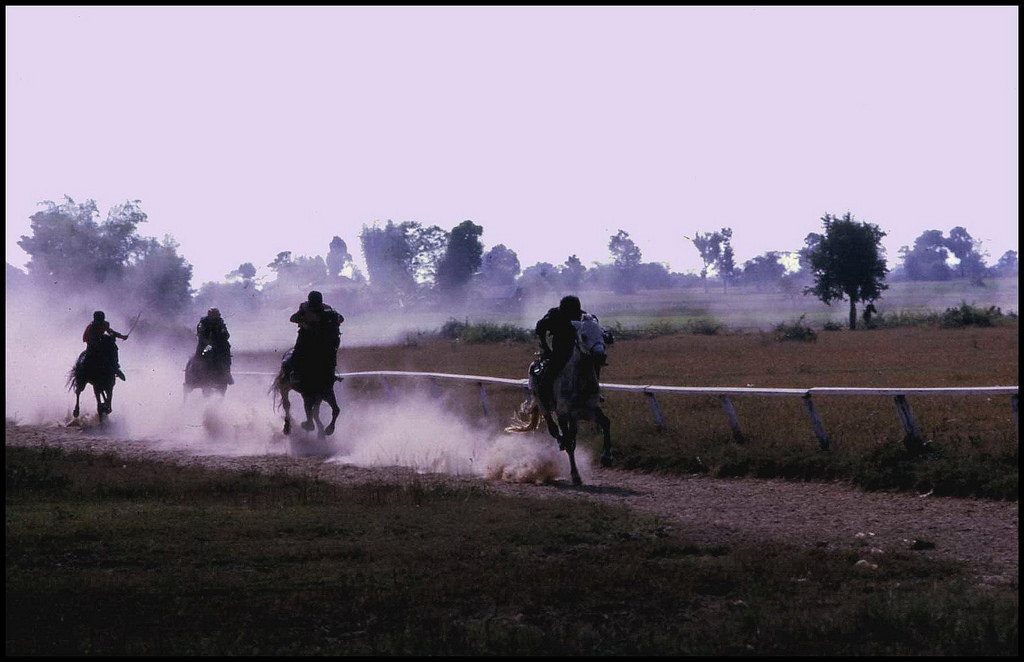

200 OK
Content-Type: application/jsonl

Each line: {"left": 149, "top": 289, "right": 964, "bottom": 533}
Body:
{"left": 5, "top": 446, "right": 1018, "bottom": 656}
{"left": 437, "top": 318, "right": 533, "bottom": 344}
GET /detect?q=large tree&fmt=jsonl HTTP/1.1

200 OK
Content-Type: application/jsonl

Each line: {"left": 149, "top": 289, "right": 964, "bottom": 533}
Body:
{"left": 992, "top": 250, "right": 1018, "bottom": 277}
{"left": 480, "top": 244, "right": 521, "bottom": 287}
{"left": 435, "top": 220, "right": 484, "bottom": 295}
{"left": 803, "top": 212, "right": 889, "bottom": 330}
{"left": 560, "top": 255, "right": 586, "bottom": 291}
{"left": 740, "top": 251, "right": 786, "bottom": 290}
{"left": 715, "top": 228, "right": 736, "bottom": 293}
{"left": 359, "top": 221, "right": 419, "bottom": 294}
{"left": 326, "top": 236, "right": 353, "bottom": 278}
{"left": 944, "top": 226, "right": 987, "bottom": 279}
{"left": 685, "top": 229, "right": 727, "bottom": 294}
{"left": 608, "top": 229, "right": 642, "bottom": 294}
{"left": 899, "top": 229, "right": 952, "bottom": 281}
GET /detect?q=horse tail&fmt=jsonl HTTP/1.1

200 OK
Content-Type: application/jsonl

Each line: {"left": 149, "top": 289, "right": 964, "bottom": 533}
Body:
{"left": 66, "top": 365, "right": 77, "bottom": 392}
{"left": 268, "top": 368, "right": 285, "bottom": 411}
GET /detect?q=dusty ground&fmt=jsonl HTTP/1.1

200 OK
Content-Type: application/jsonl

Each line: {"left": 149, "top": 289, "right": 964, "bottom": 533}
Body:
{"left": 6, "top": 423, "right": 1018, "bottom": 584}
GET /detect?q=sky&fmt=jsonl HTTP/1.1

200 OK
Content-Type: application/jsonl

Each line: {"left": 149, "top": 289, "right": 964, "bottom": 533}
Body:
{"left": 5, "top": 6, "right": 1019, "bottom": 285}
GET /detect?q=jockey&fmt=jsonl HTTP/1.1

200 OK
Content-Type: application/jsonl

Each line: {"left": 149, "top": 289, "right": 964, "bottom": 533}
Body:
{"left": 82, "top": 310, "right": 128, "bottom": 381}
{"left": 535, "top": 295, "right": 591, "bottom": 408}
{"left": 196, "top": 307, "right": 234, "bottom": 384}
{"left": 287, "top": 291, "right": 344, "bottom": 376}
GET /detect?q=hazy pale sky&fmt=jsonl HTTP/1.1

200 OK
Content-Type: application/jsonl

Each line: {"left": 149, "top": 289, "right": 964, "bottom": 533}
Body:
{"left": 5, "top": 6, "right": 1018, "bottom": 284}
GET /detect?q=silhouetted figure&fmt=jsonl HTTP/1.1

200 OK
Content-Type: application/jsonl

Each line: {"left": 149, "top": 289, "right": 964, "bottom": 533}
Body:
{"left": 535, "top": 295, "right": 597, "bottom": 409}
{"left": 196, "top": 307, "right": 233, "bottom": 385}
{"left": 862, "top": 302, "right": 878, "bottom": 328}
{"left": 82, "top": 310, "right": 128, "bottom": 381}
{"left": 286, "top": 291, "right": 344, "bottom": 378}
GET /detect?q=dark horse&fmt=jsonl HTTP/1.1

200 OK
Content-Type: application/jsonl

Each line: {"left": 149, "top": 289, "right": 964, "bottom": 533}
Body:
{"left": 271, "top": 347, "right": 341, "bottom": 437}
{"left": 184, "top": 344, "right": 231, "bottom": 398}
{"left": 506, "top": 315, "right": 613, "bottom": 485}
{"left": 68, "top": 338, "right": 118, "bottom": 419}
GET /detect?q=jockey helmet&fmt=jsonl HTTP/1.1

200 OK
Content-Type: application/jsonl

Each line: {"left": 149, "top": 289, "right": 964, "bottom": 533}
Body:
{"left": 93, "top": 311, "right": 105, "bottom": 322}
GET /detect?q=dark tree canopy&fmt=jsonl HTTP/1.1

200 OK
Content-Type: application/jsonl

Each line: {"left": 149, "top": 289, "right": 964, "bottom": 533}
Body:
{"left": 435, "top": 220, "right": 484, "bottom": 294}
{"left": 326, "top": 236, "right": 353, "bottom": 277}
{"left": 992, "top": 250, "right": 1018, "bottom": 277}
{"left": 899, "top": 229, "right": 952, "bottom": 281}
{"left": 740, "top": 252, "right": 786, "bottom": 290}
{"left": 803, "top": 212, "right": 889, "bottom": 329}
{"left": 686, "top": 229, "right": 728, "bottom": 293}
{"left": 226, "top": 262, "right": 257, "bottom": 283}
{"left": 561, "top": 255, "right": 586, "bottom": 291}
{"left": 944, "top": 226, "right": 987, "bottom": 279}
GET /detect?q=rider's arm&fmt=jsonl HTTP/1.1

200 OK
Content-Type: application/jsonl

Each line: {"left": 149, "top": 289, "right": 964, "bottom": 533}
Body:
{"left": 109, "top": 328, "right": 129, "bottom": 340}
{"left": 535, "top": 317, "right": 552, "bottom": 354}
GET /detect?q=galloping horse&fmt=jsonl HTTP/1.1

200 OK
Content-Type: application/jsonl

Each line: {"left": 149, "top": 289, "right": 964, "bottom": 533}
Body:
{"left": 507, "top": 314, "right": 613, "bottom": 485}
{"left": 271, "top": 348, "right": 341, "bottom": 437}
{"left": 68, "top": 339, "right": 118, "bottom": 420}
{"left": 184, "top": 344, "right": 231, "bottom": 398}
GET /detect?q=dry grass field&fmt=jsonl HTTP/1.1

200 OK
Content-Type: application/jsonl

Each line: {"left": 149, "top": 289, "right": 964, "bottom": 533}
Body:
{"left": 238, "top": 324, "right": 1018, "bottom": 498}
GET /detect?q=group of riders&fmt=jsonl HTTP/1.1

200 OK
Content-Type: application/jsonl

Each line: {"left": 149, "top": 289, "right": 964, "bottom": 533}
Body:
{"left": 79, "top": 292, "right": 604, "bottom": 410}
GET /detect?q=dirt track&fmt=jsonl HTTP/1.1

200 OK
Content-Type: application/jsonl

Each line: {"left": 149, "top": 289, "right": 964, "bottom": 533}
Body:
{"left": 6, "top": 423, "right": 1018, "bottom": 583}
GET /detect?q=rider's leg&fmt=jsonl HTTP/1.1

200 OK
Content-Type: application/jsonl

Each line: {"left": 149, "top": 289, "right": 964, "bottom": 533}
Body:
{"left": 113, "top": 344, "right": 126, "bottom": 381}
{"left": 540, "top": 352, "right": 570, "bottom": 409}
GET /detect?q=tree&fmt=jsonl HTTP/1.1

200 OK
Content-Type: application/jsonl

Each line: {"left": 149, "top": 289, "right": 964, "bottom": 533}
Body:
{"left": 326, "top": 236, "right": 353, "bottom": 278}
{"left": 899, "top": 230, "right": 952, "bottom": 281}
{"left": 410, "top": 225, "right": 449, "bottom": 285}
{"left": 561, "top": 255, "right": 586, "bottom": 291}
{"left": 435, "top": 220, "right": 484, "bottom": 295}
{"left": 518, "top": 262, "right": 560, "bottom": 293}
{"left": 740, "top": 252, "right": 786, "bottom": 290}
{"left": 359, "top": 221, "right": 419, "bottom": 294}
{"left": 480, "top": 244, "right": 521, "bottom": 286}
{"left": 126, "top": 236, "right": 194, "bottom": 313}
{"left": 686, "top": 229, "right": 726, "bottom": 293}
{"left": 608, "top": 229, "right": 642, "bottom": 294}
{"left": 803, "top": 212, "right": 889, "bottom": 330}
{"left": 944, "top": 226, "right": 987, "bottom": 279}
{"left": 226, "top": 262, "right": 257, "bottom": 284}
{"left": 18, "top": 196, "right": 107, "bottom": 288}
{"left": 715, "top": 228, "right": 736, "bottom": 293}
{"left": 992, "top": 250, "right": 1018, "bottom": 277}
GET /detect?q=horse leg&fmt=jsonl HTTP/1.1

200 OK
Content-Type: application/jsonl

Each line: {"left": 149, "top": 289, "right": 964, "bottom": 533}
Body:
{"left": 281, "top": 387, "right": 292, "bottom": 435}
{"left": 73, "top": 386, "right": 82, "bottom": 418}
{"left": 560, "top": 415, "right": 582, "bottom": 486}
{"left": 93, "top": 385, "right": 106, "bottom": 418}
{"left": 323, "top": 388, "right": 340, "bottom": 436}
{"left": 595, "top": 407, "right": 613, "bottom": 467}
{"left": 300, "top": 394, "right": 316, "bottom": 432}
{"left": 106, "top": 386, "right": 114, "bottom": 415}
{"left": 542, "top": 407, "right": 562, "bottom": 443}
{"left": 312, "top": 397, "right": 327, "bottom": 438}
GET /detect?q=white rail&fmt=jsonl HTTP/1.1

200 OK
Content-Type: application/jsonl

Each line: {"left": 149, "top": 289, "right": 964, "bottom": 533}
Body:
{"left": 234, "top": 369, "right": 1019, "bottom": 450}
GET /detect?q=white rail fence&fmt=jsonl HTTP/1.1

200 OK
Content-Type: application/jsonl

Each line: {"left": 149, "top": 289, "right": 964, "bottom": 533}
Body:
{"left": 234, "top": 370, "right": 1019, "bottom": 450}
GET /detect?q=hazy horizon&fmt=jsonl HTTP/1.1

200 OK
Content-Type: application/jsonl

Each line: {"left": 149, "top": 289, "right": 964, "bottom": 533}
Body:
{"left": 6, "top": 6, "right": 1019, "bottom": 285}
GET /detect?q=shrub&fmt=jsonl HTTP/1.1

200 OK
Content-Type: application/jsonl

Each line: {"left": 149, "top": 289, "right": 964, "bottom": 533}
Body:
{"left": 774, "top": 315, "right": 817, "bottom": 342}
{"left": 437, "top": 318, "right": 531, "bottom": 343}
{"left": 822, "top": 320, "right": 843, "bottom": 331}
{"left": 683, "top": 317, "right": 723, "bottom": 336}
{"left": 940, "top": 302, "right": 1008, "bottom": 328}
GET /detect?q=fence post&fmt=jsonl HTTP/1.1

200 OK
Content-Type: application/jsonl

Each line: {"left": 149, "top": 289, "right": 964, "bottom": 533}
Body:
{"left": 801, "top": 394, "right": 830, "bottom": 451}
{"left": 644, "top": 391, "right": 666, "bottom": 431}
{"left": 1012, "top": 394, "right": 1019, "bottom": 436}
{"left": 720, "top": 395, "right": 745, "bottom": 443}
{"left": 380, "top": 376, "right": 394, "bottom": 400}
{"left": 478, "top": 382, "right": 491, "bottom": 417}
{"left": 893, "top": 394, "right": 925, "bottom": 451}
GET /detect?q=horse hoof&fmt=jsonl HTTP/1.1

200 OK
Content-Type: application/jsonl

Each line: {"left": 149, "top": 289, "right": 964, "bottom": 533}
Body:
{"left": 572, "top": 475, "right": 583, "bottom": 487}
{"left": 73, "top": 407, "right": 80, "bottom": 418}
{"left": 283, "top": 423, "right": 291, "bottom": 435}
{"left": 301, "top": 421, "right": 315, "bottom": 432}
{"left": 324, "top": 425, "right": 336, "bottom": 436}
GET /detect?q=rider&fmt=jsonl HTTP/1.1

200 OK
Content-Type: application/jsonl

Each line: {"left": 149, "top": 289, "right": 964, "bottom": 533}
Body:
{"left": 82, "top": 310, "right": 128, "bottom": 381}
{"left": 286, "top": 291, "right": 344, "bottom": 376}
{"left": 535, "top": 295, "right": 592, "bottom": 409}
{"left": 196, "top": 307, "right": 234, "bottom": 384}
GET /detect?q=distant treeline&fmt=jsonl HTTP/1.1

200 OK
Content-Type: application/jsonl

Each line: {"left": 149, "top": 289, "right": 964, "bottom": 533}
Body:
{"left": 8, "top": 196, "right": 1019, "bottom": 326}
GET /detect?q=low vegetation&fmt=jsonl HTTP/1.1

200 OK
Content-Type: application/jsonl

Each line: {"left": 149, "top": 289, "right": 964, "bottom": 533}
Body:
{"left": 6, "top": 446, "right": 1017, "bottom": 656}
{"left": 773, "top": 315, "right": 818, "bottom": 342}
{"left": 320, "top": 326, "right": 1019, "bottom": 499}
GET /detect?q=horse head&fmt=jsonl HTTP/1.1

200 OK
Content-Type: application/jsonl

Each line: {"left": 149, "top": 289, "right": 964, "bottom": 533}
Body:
{"left": 572, "top": 314, "right": 608, "bottom": 367}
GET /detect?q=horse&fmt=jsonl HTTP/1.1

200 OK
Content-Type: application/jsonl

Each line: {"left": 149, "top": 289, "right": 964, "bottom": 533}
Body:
{"left": 67, "top": 341, "right": 118, "bottom": 420}
{"left": 271, "top": 347, "right": 341, "bottom": 437}
{"left": 184, "top": 344, "right": 232, "bottom": 398}
{"left": 506, "top": 314, "right": 613, "bottom": 485}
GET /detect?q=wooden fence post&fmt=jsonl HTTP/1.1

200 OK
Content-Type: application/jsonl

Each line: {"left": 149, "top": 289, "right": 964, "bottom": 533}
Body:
{"left": 893, "top": 394, "right": 925, "bottom": 451}
{"left": 478, "top": 382, "right": 491, "bottom": 417}
{"left": 644, "top": 391, "right": 666, "bottom": 431}
{"left": 720, "top": 395, "right": 745, "bottom": 443}
{"left": 801, "top": 394, "right": 830, "bottom": 451}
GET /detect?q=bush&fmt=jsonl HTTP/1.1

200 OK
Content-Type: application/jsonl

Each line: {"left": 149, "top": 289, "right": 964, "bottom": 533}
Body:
{"left": 682, "top": 317, "right": 723, "bottom": 336}
{"left": 822, "top": 320, "right": 843, "bottom": 331}
{"left": 774, "top": 315, "right": 817, "bottom": 342}
{"left": 438, "top": 318, "right": 532, "bottom": 343}
{"left": 940, "top": 302, "right": 1009, "bottom": 328}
